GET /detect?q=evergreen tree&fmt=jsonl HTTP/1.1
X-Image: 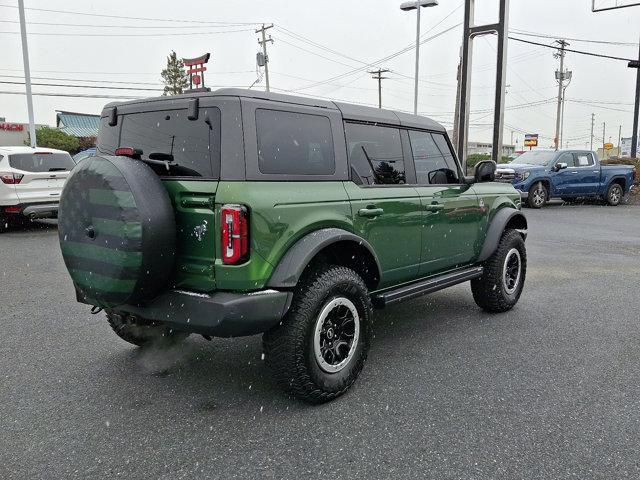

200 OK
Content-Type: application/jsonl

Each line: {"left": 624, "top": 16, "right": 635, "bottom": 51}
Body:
{"left": 161, "top": 51, "right": 188, "bottom": 96}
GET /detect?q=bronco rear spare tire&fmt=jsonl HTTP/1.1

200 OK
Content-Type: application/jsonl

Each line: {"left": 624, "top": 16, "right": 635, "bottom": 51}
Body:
{"left": 58, "top": 156, "right": 176, "bottom": 307}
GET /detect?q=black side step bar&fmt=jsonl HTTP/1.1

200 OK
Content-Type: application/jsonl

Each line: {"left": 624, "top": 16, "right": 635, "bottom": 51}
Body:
{"left": 372, "top": 266, "right": 484, "bottom": 308}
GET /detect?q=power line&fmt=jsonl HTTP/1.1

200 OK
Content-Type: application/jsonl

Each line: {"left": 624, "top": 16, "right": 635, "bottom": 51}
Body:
{"left": 0, "top": 90, "right": 143, "bottom": 100}
{"left": 0, "top": 74, "right": 163, "bottom": 86}
{"left": 286, "top": 22, "right": 462, "bottom": 93}
{"left": 509, "top": 29, "right": 638, "bottom": 47}
{"left": 508, "top": 36, "right": 636, "bottom": 62}
{"left": 0, "top": 19, "right": 253, "bottom": 29}
{"left": 0, "top": 80, "right": 163, "bottom": 92}
{"left": 0, "top": 3, "right": 262, "bottom": 25}
{"left": 0, "top": 28, "right": 253, "bottom": 37}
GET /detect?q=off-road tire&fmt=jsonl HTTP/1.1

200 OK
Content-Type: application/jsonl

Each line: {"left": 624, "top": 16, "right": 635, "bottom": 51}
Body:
{"left": 471, "top": 229, "right": 526, "bottom": 313}
{"left": 606, "top": 182, "right": 623, "bottom": 206}
{"left": 106, "top": 311, "right": 189, "bottom": 348}
{"left": 527, "top": 182, "right": 547, "bottom": 209}
{"left": 263, "top": 265, "right": 372, "bottom": 404}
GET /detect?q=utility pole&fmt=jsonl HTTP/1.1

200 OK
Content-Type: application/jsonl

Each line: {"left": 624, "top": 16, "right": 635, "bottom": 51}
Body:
{"left": 255, "top": 24, "right": 273, "bottom": 92}
{"left": 602, "top": 122, "right": 606, "bottom": 159}
{"left": 18, "top": 0, "right": 36, "bottom": 148}
{"left": 452, "top": 47, "right": 462, "bottom": 153}
{"left": 629, "top": 36, "right": 640, "bottom": 158}
{"left": 369, "top": 68, "right": 390, "bottom": 109}
{"left": 590, "top": 113, "right": 595, "bottom": 151}
{"left": 618, "top": 124, "right": 622, "bottom": 156}
{"left": 553, "top": 39, "right": 569, "bottom": 151}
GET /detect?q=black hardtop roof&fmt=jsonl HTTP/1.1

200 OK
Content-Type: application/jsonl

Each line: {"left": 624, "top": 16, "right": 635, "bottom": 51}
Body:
{"left": 103, "top": 88, "right": 445, "bottom": 132}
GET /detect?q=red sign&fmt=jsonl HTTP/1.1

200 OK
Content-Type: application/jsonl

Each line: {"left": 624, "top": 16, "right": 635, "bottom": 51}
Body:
{"left": 0, "top": 123, "right": 24, "bottom": 132}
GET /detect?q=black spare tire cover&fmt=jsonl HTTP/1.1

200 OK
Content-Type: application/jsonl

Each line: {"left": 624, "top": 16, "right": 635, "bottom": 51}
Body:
{"left": 58, "top": 155, "right": 176, "bottom": 307}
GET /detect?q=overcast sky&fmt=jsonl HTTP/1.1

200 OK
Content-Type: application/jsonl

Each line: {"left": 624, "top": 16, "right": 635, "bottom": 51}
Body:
{"left": 1, "top": 0, "right": 638, "bottom": 148}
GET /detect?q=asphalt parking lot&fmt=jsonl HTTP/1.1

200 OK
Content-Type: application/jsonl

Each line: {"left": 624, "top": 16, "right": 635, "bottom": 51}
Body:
{"left": 2, "top": 201, "right": 640, "bottom": 479}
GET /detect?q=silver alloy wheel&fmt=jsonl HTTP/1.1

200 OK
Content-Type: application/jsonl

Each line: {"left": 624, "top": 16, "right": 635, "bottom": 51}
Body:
{"left": 502, "top": 248, "right": 522, "bottom": 295}
{"left": 532, "top": 184, "right": 545, "bottom": 207}
{"left": 313, "top": 297, "right": 360, "bottom": 374}
{"left": 609, "top": 185, "right": 622, "bottom": 204}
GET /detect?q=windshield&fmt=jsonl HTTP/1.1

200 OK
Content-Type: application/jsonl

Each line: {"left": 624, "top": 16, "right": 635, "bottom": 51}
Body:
{"left": 9, "top": 152, "right": 75, "bottom": 172}
{"left": 510, "top": 150, "right": 557, "bottom": 166}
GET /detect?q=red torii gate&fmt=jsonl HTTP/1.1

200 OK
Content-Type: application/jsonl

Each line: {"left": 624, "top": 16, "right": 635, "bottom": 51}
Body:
{"left": 182, "top": 53, "right": 211, "bottom": 93}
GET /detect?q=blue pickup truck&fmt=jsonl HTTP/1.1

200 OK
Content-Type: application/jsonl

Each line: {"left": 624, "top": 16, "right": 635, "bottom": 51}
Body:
{"left": 495, "top": 149, "right": 636, "bottom": 208}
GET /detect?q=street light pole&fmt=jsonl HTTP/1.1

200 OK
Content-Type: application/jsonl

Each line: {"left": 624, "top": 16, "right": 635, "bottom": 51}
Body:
{"left": 400, "top": 0, "right": 438, "bottom": 115}
{"left": 413, "top": 6, "right": 421, "bottom": 115}
{"left": 18, "top": 0, "right": 36, "bottom": 148}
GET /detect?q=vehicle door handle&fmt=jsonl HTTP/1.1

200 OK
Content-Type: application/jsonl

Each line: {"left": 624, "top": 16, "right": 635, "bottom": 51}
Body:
{"left": 424, "top": 203, "right": 444, "bottom": 212}
{"left": 570, "top": 171, "right": 579, "bottom": 174}
{"left": 181, "top": 196, "right": 215, "bottom": 209}
{"left": 357, "top": 207, "right": 384, "bottom": 218}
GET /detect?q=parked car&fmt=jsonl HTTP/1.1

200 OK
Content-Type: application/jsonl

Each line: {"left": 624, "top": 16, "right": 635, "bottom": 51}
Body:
{"left": 57, "top": 89, "right": 528, "bottom": 403}
{"left": 72, "top": 147, "right": 96, "bottom": 164}
{"left": 496, "top": 149, "right": 636, "bottom": 208}
{"left": 0, "top": 146, "right": 74, "bottom": 226}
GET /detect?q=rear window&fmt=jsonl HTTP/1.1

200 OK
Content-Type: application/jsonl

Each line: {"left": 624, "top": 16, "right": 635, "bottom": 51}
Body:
{"left": 256, "top": 109, "right": 335, "bottom": 175}
{"left": 9, "top": 153, "right": 75, "bottom": 172}
{"left": 98, "top": 107, "right": 220, "bottom": 178}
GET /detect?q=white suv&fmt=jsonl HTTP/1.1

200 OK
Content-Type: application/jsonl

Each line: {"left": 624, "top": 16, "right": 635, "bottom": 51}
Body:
{"left": 0, "top": 146, "right": 75, "bottom": 225}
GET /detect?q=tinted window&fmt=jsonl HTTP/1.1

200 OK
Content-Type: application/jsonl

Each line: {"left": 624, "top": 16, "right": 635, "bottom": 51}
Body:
{"left": 557, "top": 152, "right": 575, "bottom": 168}
{"left": 345, "top": 123, "right": 405, "bottom": 185}
{"left": 256, "top": 109, "right": 335, "bottom": 175}
{"left": 9, "top": 153, "right": 75, "bottom": 172}
{"left": 409, "top": 131, "right": 460, "bottom": 184}
{"left": 96, "top": 116, "right": 119, "bottom": 156}
{"left": 575, "top": 153, "right": 594, "bottom": 167}
{"left": 118, "top": 108, "right": 219, "bottom": 177}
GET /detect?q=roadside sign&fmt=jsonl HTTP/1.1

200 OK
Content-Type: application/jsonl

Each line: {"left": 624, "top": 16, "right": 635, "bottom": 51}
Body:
{"left": 604, "top": 142, "right": 614, "bottom": 150}
{"left": 621, "top": 136, "right": 639, "bottom": 156}
{"left": 524, "top": 134, "right": 538, "bottom": 147}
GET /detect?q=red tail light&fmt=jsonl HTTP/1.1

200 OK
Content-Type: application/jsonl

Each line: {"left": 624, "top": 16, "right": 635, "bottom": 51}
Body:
{"left": 221, "top": 204, "right": 249, "bottom": 264}
{"left": 0, "top": 173, "right": 23, "bottom": 184}
{"left": 4, "top": 206, "right": 21, "bottom": 213}
{"left": 632, "top": 167, "right": 637, "bottom": 181}
{"left": 115, "top": 147, "right": 142, "bottom": 158}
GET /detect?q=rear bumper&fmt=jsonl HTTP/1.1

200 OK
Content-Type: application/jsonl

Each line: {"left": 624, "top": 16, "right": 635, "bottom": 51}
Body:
{"left": 78, "top": 288, "right": 293, "bottom": 338}
{"left": 2, "top": 202, "right": 59, "bottom": 218}
{"left": 22, "top": 203, "right": 59, "bottom": 218}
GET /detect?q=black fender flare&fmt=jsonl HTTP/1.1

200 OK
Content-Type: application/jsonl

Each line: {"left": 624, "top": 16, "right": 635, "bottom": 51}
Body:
{"left": 267, "top": 228, "right": 382, "bottom": 289}
{"left": 477, "top": 208, "right": 528, "bottom": 263}
{"left": 605, "top": 175, "right": 627, "bottom": 191}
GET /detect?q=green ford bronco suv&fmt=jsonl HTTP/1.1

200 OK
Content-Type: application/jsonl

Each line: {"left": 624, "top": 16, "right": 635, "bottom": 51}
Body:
{"left": 58, "top": 89, "right": 527, "bottom": 403}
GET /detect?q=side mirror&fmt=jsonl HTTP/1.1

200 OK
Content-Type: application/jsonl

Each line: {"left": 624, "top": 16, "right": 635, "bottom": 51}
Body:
{"left": 554, "top": 162, "right": 568, "bottom": 172}
{"left": 474, "top": 160, "right": 497, "bottom": 183}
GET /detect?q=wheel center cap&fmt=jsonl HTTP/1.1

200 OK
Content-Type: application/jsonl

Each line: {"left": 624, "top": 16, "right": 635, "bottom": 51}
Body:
{"left": 326, "top": 328, "right": 335, "bottom": 339}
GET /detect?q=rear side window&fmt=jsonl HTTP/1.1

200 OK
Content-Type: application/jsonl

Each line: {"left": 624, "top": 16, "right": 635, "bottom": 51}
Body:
{"left": 408, "top": 131, "right": 460, "bottom": 184}
{"left": 117, "top": 108, "right": 220, "bottom": 178}
{"left": 345, "top": 122, "right": 405, "bottom": 185}
{"left": 9, "top": 153, "right": 75, "bottom": 172}
{"left": 256, "top": 109, "right": 335, "bottom": 175}
{"left": 575, "top": 153, "right": 594, "bottom": 167}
